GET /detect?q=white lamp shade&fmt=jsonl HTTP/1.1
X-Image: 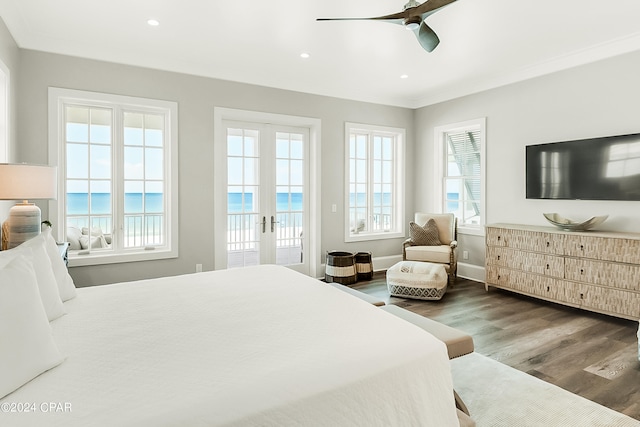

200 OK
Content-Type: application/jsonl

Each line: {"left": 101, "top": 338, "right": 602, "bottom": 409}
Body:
{"left": 0, "top": 163, "right": 57, "bottom": 249}
{"left": 0, "top": 163, "right": 58, "bottom": 200}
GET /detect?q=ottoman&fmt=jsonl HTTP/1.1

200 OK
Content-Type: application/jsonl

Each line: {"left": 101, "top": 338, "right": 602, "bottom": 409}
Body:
{"left": 387, "top": 260, "right": 448, "bottom": 300}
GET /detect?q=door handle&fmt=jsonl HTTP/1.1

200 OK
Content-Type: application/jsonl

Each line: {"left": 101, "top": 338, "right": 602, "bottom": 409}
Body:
{"left": 260, "top": 216, "right": 266, "bottom": 233}
{"left": 271, "top": 215, "right": 280, "bottom": 232}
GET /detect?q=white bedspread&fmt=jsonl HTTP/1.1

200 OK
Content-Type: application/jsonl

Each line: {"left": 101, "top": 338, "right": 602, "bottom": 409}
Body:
{"left": 1, "top": 265, "right": 459, "bottom": 426}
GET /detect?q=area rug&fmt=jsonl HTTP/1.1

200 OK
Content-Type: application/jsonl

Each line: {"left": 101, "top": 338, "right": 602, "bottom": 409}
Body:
{"left": 450, "top": 352, "right": 640, "bottom": 427}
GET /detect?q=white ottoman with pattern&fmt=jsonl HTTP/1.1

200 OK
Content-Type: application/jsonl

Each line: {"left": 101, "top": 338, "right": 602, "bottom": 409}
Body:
{"left": 386, "top": 261, "right": 448, "bottom": 300}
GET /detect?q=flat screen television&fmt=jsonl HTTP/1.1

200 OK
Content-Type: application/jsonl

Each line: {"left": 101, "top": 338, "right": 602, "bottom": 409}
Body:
{"left": 526, "top": 133, "right": 640, "bottom": 201}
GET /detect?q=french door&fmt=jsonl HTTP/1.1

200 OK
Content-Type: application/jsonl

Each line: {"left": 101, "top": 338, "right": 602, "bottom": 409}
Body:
{"left": 219, "top": 120, "right": 309, "bottom": 274}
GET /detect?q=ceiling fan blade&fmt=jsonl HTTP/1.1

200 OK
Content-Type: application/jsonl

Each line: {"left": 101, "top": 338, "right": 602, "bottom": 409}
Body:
{"left": 411, "top": 0, "right": 458, "bottom": 19}
{"left": 317, "top": 17, "right": 403, "bottom": 25}
{"left": 413, "top": 22, "right": 440, "bottom": 52}
{"left": 317, "top": 10, "right": 405, "bottom": 23}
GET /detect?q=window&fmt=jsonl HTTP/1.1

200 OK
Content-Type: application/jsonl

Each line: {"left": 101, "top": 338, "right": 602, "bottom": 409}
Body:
{"left": 345, "top": 122, "right": 405, "bottom": 242}
{"left": 48, "top": 88, "right": 178, "bottom": 266}
{"left": 435, "top": 118, "right": 486, "bottom": 234}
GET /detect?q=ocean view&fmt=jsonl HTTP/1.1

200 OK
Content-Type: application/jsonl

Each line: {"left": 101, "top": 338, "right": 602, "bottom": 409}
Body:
{"left": 67, "top": 193, "right": 163, "bottom": 215}
{"left": 228, "top": 192, "right": 303, "bottom": 213}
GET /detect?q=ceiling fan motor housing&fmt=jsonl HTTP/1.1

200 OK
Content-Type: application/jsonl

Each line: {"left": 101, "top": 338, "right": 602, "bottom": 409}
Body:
{"left": 404, "top": 15, "right": 423, "bottom": 30}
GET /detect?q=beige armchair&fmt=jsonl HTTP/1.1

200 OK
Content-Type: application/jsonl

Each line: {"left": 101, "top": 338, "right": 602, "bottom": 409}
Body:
{"left": 402, "top": 213, "right": 458, "bottom": 284}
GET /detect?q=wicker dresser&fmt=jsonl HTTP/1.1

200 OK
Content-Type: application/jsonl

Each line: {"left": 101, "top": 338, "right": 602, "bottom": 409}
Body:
{"left": 485, "top": 223, "right": 640, "bottom": 320}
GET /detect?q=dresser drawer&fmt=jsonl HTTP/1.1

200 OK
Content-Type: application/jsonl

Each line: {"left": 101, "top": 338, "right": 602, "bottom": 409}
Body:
{"left": 487, "top": 246, "right": 563, "bottom": 277}
{"left": 563, "top": 234, "right": 640, "bottom": 263}
{"left": 564, "top": 258, "right": 640, "bottom": 291}
{"left": 509, "top": 270, "right": 566, "bottom": 301}
{"left": 486, "top": 227, "right": 562, "bottom": 253}
{"left": 563, "top": 282, "right": 640, "bottom": 318}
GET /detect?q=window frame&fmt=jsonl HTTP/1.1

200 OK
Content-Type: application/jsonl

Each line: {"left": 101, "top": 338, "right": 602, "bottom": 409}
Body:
{"left": 434, "top": 118, "right": 486, "bottom": 236}
{"left": 0, "top": 58, "right": 9, "bottom": 162}
{"left": 344, "top": 122, "right": 405, "bottom": 242}
{"left": 48, "top": 87, "right": 179, "bottom": 266}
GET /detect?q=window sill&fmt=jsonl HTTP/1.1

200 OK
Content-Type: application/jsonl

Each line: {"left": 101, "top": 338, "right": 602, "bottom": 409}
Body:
{"left": 345, "top": 231, "right": 405, "bottom": 243}
{"left": 68, "top": 248, "right": 178, "bottom": 267}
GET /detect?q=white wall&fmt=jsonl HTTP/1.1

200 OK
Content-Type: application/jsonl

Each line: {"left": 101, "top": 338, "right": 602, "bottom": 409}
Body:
{"left": 415, "top": 49, "right": 640, "bottom": 270}
{"left": 15, "top": 49, "right": 415, "bottom": 286}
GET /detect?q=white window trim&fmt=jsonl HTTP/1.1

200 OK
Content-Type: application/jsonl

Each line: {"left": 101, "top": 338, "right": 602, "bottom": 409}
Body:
{"left": 344, "top": 122, "right": 405, "bottom": 243}
{"left": 434, "top": 118, "right": 486, "bottom": 237}
{"left": 0, "top": 58, "right": 9, "bottom": 162}
{"left": 48, "top": 87, "right": 179, "bottom": 266}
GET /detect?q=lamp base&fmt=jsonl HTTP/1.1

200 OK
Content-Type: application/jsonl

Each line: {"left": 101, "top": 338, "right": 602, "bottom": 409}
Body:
{"left": 7, "top": 202, "right": 41, "bottom": 249}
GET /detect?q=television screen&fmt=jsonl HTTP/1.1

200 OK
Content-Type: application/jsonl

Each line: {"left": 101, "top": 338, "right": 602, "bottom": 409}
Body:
{"left": 526, "top": 133, "right": 640, "bottom": 201}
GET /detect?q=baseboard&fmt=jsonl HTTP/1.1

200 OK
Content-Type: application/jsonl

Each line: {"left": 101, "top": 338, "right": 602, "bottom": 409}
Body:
{"left": 457, "top": 262, "right": 485, "bottom": 283}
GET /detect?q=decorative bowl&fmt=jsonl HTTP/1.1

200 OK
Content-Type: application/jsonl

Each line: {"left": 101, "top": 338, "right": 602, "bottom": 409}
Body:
{"left": 543, "top": 213, "right": 608, "bottom": 231}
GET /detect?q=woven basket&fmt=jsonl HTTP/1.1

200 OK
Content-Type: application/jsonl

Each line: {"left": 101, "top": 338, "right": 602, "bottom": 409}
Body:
{"left": 325, "top": 251, "right": 356, "bottom": 285}
{"left": 355, "top": 251, "right": 373, "bottom": 281}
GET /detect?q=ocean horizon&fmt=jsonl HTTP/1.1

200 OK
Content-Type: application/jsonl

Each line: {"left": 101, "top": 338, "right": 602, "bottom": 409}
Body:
{"left": 67, "top": 193, "right": 163, "bottom": 215}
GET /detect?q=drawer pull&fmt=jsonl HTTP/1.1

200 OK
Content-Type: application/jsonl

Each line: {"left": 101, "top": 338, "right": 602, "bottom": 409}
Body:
{"left": 580, "top": 245, "right": 584, "bottom": 251}
{"left": 547, "top": 286, "right": 550, "bottom": 292}
{"left": 546, "top": 263, "right": 549, "bottom": 269}
{"left": 580, "top": 269, "right": 584, "bottom": 274}
{"left": 580, "top": 293, "right": 584, "bottom": 299}
{"left": 497, "top": 275, "right": 501, "bottom": 280}
{"left": 497, "top": 236, "right": 501, "bottom": 241}
{"left": 546, "top": 242, "right": 550, "bottom": 247}
{"left": 497, "top": 255, "right": 501, "bottom": 260}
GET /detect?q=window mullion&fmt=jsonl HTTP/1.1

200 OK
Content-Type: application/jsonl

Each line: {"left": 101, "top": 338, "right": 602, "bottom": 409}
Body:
{"left": 113, "top": 106, "right": 123, "bottom": 251}
{"left": 367, "top": 131, "right": 374, "bottom": 233}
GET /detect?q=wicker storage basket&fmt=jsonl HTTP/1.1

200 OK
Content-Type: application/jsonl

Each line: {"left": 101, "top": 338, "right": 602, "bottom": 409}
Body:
{"left": 325, "top": 251, "right": 357, "bottom": 285}
{"left": 355, "top": 251, "right": 373, "bottom": 281}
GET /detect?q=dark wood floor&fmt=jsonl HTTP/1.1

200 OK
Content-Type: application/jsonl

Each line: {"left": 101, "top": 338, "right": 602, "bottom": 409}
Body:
{"left": 352, "top": 272, "right": 640, "bottom": 420}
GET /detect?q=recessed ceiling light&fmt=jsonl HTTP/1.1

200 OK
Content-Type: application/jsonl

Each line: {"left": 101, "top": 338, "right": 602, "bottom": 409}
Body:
{"left": 147, "top": 19, "right": 160, "bottom": 26}
{"left": 300, "top": 53, "right": 310, "bottom": 59}
{"left": 400, "top": 74, "right": 409, "bottom": 79}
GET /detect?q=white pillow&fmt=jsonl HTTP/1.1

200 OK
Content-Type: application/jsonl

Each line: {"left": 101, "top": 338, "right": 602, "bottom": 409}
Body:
{"left": 0, "top": 254, "right": 65, "bottom": 399}
{"left": 79, "top": 234, "right": 107, "bottom": 249}
{"left": 42, "top": 227, "right": 77, "bottom": 301}
{"left": 0, "top": 234, "right": 66, "bottom": 321}
{"left": 66, "top": 226, "right": 82, "bottom": 250}
{"left": 82, "top": 226, "right": 104, "bottom": 237}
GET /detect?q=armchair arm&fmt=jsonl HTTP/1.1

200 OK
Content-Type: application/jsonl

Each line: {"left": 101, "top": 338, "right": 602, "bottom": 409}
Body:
{"left": 402, "top": 238, "right": 413, "bottom": 260}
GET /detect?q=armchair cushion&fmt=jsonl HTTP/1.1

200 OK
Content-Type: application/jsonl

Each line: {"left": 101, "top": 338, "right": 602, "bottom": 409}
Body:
{"left": 405, "top": 245, "right": 452, "bottom": 265}
{"left": 409, "top": 219, "right": 441, "bottom": 246}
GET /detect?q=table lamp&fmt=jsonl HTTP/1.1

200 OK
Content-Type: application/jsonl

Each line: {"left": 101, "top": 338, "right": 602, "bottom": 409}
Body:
{"left": 0, "top": 163, "right": 58, "bottom": 249}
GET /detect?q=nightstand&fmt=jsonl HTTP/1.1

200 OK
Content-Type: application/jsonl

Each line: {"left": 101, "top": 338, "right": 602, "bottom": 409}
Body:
{"left": 57, "top": 242, "right": 70, "bottom": 266}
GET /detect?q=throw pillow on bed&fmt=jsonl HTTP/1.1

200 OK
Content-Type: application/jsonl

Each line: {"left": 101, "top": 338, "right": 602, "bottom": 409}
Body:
{"left": 0, "top": 234, "right": 65, "bottom": 321}
{"left": 409, "top": 219, "right": 441, "bottom": 246}
{"left": 42, "top": 227, "right": 77, "bottom": 302}
{"left": 0, "top": 254, "right": 65, "bottom": 399}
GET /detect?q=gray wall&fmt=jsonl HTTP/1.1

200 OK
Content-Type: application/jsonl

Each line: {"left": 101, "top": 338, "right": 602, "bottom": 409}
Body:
{"left": 14, "top": 49, "right": 415, "bottom": 286}
{"left": 0, "top": 19, "right": 19, "bottom": 229}
{"left": 415, "top": 50, "right": 640, "bottom": 273}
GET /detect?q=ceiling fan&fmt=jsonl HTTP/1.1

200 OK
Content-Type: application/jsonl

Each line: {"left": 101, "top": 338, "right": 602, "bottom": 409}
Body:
{"left": 317, "top": 0, "right": 458, "bottom": 52}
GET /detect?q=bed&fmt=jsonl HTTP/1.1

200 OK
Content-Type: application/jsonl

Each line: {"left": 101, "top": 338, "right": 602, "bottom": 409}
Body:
{"left": 1, "top": 232, "right": 460, "bottom": 426}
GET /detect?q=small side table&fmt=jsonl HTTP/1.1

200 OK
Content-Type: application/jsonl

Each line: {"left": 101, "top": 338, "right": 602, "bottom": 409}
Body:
{"left": 57, "top": 242, "right": 70, "bottom": 266}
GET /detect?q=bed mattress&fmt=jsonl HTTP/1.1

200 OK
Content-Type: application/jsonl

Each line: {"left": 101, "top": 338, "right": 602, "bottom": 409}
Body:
{"left": 1, "top": 265, "right": 459, "bottom": 426}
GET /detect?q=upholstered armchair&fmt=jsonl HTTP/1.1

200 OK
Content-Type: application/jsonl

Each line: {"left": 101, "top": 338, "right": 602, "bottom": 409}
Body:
{"left": 402, "top": 213, "right": 458, "bottom": 285}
